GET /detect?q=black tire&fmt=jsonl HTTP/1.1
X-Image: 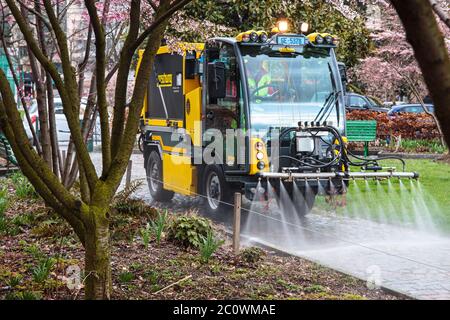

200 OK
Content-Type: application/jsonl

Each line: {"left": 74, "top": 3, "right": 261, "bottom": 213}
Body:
{"left": 138, "top": 133, "right": 144, "bottom": 153}
{"left": 202, "top": 165, "right": 233, "bottom": 214}
{"left": 146, "top": 151, "right": 174, "bottom": 202}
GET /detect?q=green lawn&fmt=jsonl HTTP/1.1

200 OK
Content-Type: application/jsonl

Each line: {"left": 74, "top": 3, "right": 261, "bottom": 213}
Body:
{"left": 317, "top": 159, "right": 450, "bottom": 234}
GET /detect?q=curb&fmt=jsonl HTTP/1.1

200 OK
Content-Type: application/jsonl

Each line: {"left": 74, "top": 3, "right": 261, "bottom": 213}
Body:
{"left": 224, "top": 229, "right": 415, "bottom": 300}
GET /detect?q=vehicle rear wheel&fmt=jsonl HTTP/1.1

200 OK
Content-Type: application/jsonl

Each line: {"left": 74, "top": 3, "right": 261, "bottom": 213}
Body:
{"left": 138, "top": 133, "right": 144, "bottom": 153}
{"left": 146, "top": 151, "right": 174, "bottom": 202}
{"left": 202, "top": 166, "right": 233, "bottom": 214}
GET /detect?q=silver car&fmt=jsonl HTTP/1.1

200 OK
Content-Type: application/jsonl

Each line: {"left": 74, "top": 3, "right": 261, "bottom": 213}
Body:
{"left": 23, "top": 98, "right": 100, "bottom": 145}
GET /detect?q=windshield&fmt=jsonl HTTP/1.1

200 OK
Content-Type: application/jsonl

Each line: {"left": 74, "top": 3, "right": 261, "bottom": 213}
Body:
{"left": 241, "top": 46, "right": 342, "bottom": 134}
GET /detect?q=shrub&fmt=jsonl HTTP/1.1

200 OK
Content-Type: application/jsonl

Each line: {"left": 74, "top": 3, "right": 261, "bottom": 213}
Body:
{"left": 0, "top": 185, "right": 8, "bottom": 199}
{"left": 168, "top": 215, "right": 212, "bottom": 249}
{"left": 150, "top": 210, "right": 169, "bottom": 246}
{"left": 346, "top": 110, "right": 441, "bottom": 140}
{"left": 9, "top": 171, "right": 24, "bottom": 185}
{"left": 5, "top": 290, "right": 42, "bottom": 300}
{"left": 0, "top": 189, "right": 8, "bottom": 234}
{"left": 112, "top": 180, "right": 158, "bottom": 217}
{"left": 0, "top": 214, "right": 7, "bottom": 234}
{"left": 23, "top": 243, "right": 44, "bottom": 261}
{"left": 240, "top": 247, "right": 265, "bottom": 264}
{"left": 198, "top": 230, "right": 224, "bottom": 263}
{"left": 0, "top": 187, "right": 8, "bottom": 215}
{"left": 139, "top": 223, "right": 152, "bottom": 249}
{"left": 13, "top": 174, "right": 37, "bottom": 199}
{"left": 12, "top": 212, "right": 34, "bottom": 227}
{"left": 32, "top": 258, "right": 55, "bottom": 283}
{"left": 118, "top": 271, "right": 134, "bottom": 283}
{"left": 6, "top": 274, "right": 23, "bottom": 288}
{"left": 396, "top": 139, "right": 447, "bottom": 154}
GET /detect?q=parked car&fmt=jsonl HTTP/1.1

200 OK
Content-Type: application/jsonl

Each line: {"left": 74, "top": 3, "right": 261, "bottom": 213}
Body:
{"left": 23, "top": 103, "right": 39, "bottom": 143}
{"left": 345, "top": 93, "right": 389, "bottom": 112}
{"left": 387, "top": 104, "right": 434, "bottom": 117}
{"left": 23, "top": 98, "right": 100, "bottom": 145}
{"left": 383, "top": 101, "right": 407, "bottom": 108}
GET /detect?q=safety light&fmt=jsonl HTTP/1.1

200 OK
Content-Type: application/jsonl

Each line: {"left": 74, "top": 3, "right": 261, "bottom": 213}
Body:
{"left": 325, "top": 35, "right": 333, "bottom": 44}
{"left": 242, "top": 33, "right": 251, "bottom": 42}
{"left": 255, "top": 141, "right": 264, "bottom": 150}
{"left": 300, "top": 22, "right": 309, "bottom": 34}
{"left": 250, "top": 31, "right": 259, "bottom": 42}
{"left": 315, "top": 35, "right": 324, "bottom": 44}
{"left": 258, "top": 31, "right": 268, "bottom": 43}
{"left": 277, "top": 20, "right": 289, "bottom": 33}
{"left": 236, "top": 30, "right": 263, "bottom": 43}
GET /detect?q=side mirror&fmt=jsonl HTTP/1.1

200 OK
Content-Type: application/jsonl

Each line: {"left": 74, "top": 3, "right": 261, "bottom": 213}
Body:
{"left": 207, "top": 61, "right": 226, "bottom": 99}
{"left": 185, "top": 52, "right": 197, "bottom": 79}
{"left": 338, "top": 62, "right": 347, "bottom": 85}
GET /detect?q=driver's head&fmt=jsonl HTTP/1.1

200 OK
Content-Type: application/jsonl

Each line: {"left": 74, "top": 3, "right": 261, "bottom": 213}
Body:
{"left": 261, "top": 60, "right": 269, "bottom": 73}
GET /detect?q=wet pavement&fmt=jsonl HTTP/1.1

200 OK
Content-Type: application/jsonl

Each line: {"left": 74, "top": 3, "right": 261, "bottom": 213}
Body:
{"left": 91, "top": 152, "right": 450, "bottom": 300}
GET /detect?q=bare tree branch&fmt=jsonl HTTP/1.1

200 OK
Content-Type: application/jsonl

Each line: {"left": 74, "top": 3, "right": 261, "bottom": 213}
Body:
{"left": 430, "top": 0, "right": 450, "bottom": 29}
{"left": 130, "top": 0, "right": 192, "bottom": 52}
{"left": 84, "top": 0, "right": 111, "bottom": 176}
{"left": 146, "top": 0, "right": 157, "bottom": 12}
{"left": 110, "top": 0, "right": 141, "bottom": 160}
{"left": 106, "top": 0, "right": 174, "bottom": 188}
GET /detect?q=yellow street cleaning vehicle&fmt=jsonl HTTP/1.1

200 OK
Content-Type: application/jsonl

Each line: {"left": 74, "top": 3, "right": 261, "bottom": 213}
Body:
{"left": 137, "top": 21, "right": 418, "bottom": 216}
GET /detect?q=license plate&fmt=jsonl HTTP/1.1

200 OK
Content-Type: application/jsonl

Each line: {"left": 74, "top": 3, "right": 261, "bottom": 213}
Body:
{"left": 277, "top": 36, "right": 305, "bottom": 46}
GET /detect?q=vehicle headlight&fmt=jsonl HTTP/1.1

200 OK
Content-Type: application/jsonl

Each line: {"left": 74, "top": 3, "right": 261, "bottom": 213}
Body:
{"left": 257, "top": 161, "right": 265, "bottom": 170}
{"left": 255, "top": 141, "right": 264, "bottom": 151}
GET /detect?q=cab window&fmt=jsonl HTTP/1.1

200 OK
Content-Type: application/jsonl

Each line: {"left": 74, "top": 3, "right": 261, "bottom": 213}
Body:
{"left": 206, "top": 42, "right": 240, "bottom": 132}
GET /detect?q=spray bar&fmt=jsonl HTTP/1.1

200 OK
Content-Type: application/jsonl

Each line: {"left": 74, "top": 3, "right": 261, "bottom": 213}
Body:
{"left": 259, "top": 171, "right": 419, "bottom": 180}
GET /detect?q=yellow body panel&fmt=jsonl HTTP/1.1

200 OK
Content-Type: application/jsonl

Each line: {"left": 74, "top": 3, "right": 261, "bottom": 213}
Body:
{"left": 185, "top": 87, "right": 202, "bottom": 146}
{"left": 146, "top": 119, "right": 184, "bottom": 128}
{"left": 249, "top": 138, "right": 269, "bottom": 175}
{"left": 162, "top": 153, "right": 197, "bottom": 195}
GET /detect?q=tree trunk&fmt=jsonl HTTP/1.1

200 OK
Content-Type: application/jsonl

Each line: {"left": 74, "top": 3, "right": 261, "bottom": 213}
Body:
{"left": 84, "top": 208, "right": 112, "bottom": 300}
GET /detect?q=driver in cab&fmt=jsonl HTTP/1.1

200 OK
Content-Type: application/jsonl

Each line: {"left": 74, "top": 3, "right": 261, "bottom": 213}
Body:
{"left": 246, "top": 60, "right": 274, "bottom": 99}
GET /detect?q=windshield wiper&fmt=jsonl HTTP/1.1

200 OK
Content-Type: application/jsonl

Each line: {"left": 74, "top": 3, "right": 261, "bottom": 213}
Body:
{"left": 314, "top": 62, "right": 341, "bottom": 125}
{"left": 314, "top": 91, "right": 340, "bottom": 124}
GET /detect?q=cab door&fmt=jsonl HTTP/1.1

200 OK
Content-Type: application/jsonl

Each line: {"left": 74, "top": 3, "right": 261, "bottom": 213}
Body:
{"left": 203, "top": 41, "right": 244, "bottom": 172}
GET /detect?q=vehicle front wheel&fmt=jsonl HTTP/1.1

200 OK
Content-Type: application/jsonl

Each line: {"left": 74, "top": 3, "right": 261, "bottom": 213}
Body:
{"left": 146, "top": 151, "right": 174, "bottom": 202}
{"left": 202, "top": 166, "right": 233, "bottom": 214}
